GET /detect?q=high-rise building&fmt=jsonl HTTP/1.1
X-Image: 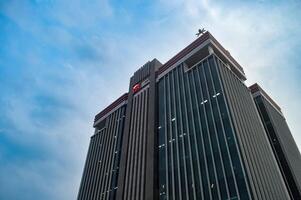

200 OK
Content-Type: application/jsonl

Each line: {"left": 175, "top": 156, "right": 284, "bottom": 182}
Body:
{"left": 77, "top": 31, "right": 297, "bottom": 200}
{"left": 250, "top": 83, "right": 301, "bottom": 200}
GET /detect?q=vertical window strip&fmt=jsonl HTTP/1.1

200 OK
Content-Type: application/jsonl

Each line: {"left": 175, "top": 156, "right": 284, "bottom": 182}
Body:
{"left": 135, "top": 90, "right": 145, "bottom": 199}
{"left": 222, "top": 64, "right": 268, "bottom": 200}
{"left": 131, "top": 91, "right": 143, "bottom": 199}
{"left": 139, "top": 89, "right": 147, "bottom": 198}
{"left": 194, "top": 66, "right": 212, "bottom": 200}
{"left": 186, "top": 70, "right": 203, "bottom": 199}
{"left": 181, "top": 66, "right": 197, "bottom": 200}
{"left": 166, "top": 74, "right": 175, "bottom": 199}
{"left": 175, "top": 67, "right": 189, "bottom": 200}
{"left": 106, "top": 110, "right": 121, "bottom": 198}
{"left": 99, "top": 112, "right": 115, "bottom": 199}
{"left": 94, "top": 126, "right": 108, "bottom": 200}
{"left": 94, "top": 123, "right": 108, "bottom": 199}
{"left": 203, "top": 59, "right": 229, "bottom": 200}
{"left": 95, "top": 128, "right": 108, "bottom": 200}
{"left": 110, "top": 106, "right": 126, "bottom": 200}
{"left": 158, "top": 79, "right": 167, "bottom": 200}
{"left": 163, "top": 77, "right": 170, "bottom": 200}
{"left": 140, "top": 88, "right": 149, "bottom": 199}
{"left": 102, "top": 109, "right": 119, "bottom": 199}
{"left": 167, "top": 73, "right": 175, "bottom": 199}
{"left": 101, "top": 110, "right": 118, "bottom": 199}
{"left": 128, "top": 93, "right": 141, "bottom": 200}
{"left": 90, "top": 133, "right": 102, "bottom": 199}
{"left": 157, "top": 79, "right": 166, "bottom": 200}
{"left": 107, "top": 108, "right": 122, "bottom": 200}
{"left": 124, "top": 96, "right": 137, "bottom": 199}
{"left": 93, "top": 114, "right": 110, "bottom": 199}
{"left": 210, "top": 57, "right": 248, "bottom": 200}
{"left": 207, "top": 57, "right": 240, "bottom": 199}
{"left": 216, "top": 59, "right": 258, "bottom": 200}
{"left": 170, "top": 69, "right": 182, "bottom": 200}
{"left": 198, "top": 63, "right": 221, "bottom": 200}
{"left": 211, "top": 57, "right": 249, "bottom": 199}
{"left": 127, "top": 95, "right": 137, "bottom": 199}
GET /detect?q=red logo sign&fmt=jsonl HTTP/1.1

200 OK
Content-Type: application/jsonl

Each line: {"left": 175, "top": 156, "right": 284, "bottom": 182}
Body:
{"left": 132, "top": 83, "right": 141, "bottom": 93}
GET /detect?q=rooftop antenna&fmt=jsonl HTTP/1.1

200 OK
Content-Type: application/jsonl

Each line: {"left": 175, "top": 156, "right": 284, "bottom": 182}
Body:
{"left": 196, "top": 28, "right": 206, "bottom": 37}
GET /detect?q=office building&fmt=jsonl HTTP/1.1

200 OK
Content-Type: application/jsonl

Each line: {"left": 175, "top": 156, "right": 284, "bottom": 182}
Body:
{"left": 77, "top": 31, "right": 295, "bottom": 200}
{"left": 250, "top": 83, "right": 301, "bottom": 200}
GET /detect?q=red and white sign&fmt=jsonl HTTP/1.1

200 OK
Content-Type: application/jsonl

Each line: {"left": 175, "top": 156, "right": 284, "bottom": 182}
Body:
{"left": 132, "top": 83, "right": 141, "bottom": 93}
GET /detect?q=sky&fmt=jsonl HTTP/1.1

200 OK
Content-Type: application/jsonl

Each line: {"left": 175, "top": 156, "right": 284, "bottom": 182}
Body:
{"left": 0, "top": 0, "right": 301, "bottom": 199}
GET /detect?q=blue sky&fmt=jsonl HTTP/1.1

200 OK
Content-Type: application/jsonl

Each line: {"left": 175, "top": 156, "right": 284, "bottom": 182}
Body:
{"left": 0, "top": 0, "right": 301, "bottom": 199}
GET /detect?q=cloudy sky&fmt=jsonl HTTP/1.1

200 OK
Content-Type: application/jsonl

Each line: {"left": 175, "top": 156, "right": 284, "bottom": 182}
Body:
{"left": 0, "top": 0, "right": 301, "bottom": 199}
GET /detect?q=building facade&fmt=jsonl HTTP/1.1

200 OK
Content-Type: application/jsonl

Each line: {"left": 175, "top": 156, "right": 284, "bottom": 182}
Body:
{"left": 77, "top": 94, "right": 127, "bottom": 200}
{"left": 250, "top": 83, "right": 301, "bottom": 200}
{"left": 77, "top": 32, "right": 297, "bottom": 200}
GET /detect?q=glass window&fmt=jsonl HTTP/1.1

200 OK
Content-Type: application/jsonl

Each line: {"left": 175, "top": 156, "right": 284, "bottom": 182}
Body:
{"left": 180, "top": 67, "right": 194, "bottom": 200}
{"left": 198, "top": 63, "right": 219, "bottom": 200}
{"left": 158, "top": 78, "right": 167, "bottom": 200}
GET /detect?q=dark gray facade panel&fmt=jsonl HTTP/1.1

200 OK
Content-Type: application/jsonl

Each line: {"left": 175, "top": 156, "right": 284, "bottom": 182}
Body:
{"left": 254, "top": 95, "right": 301, "bottom": 199}
{"left": 77, "top": 105, "right": 126, "bottom": 200}
{"left": 216, "top": 56, "right": 290, "bottom": 200}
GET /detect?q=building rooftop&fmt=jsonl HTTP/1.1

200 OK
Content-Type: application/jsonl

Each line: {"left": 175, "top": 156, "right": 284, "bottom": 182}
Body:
{"left": 157, "top": 31, "right": 246, "bottom": 81}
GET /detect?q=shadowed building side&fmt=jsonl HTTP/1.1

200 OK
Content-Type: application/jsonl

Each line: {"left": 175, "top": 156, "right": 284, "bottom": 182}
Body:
{"left": 250, "top": 83, "right": 301, "bottom": 200}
